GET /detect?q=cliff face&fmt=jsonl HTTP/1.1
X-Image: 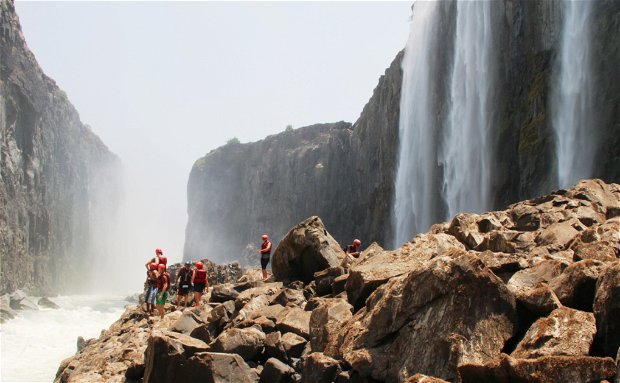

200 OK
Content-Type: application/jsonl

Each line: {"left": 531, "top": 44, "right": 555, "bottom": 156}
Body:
{"left": 185, "top": 0, "right": 619, "bottom": 261}
{"left": 0, "top": 0, "right": 120, "bottom": 294}
{"left": 184, "top": 52, "right": 403, "bottom": 262}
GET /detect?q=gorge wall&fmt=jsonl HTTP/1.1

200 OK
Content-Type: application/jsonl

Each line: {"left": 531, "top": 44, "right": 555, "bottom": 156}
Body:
{"left": 185, "top": 0, "right": 620, "bottom": 262}
{"left": 0, "top": 0, "right": 120, "bottom": 294}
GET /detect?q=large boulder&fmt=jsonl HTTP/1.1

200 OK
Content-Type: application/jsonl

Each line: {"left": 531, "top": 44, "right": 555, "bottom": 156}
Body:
{"left": 511, "top": 307, "right": 596, "bottom": 358}
{"left": 330, "top": 251, "right": 516, "bottom": 382}
{"left": 235, "top": 283, "right": 283, "bottom": 310}
{"left": 309, "top": 298, "right": 353, "bottom": 352}
{"left": 593, "top": 261, "right": 620, "bottom": 358}
{"left": 38, "top": 297, "right": 60, "bottom": 309}
{"left": 301, "top": 352, "right": 341, "bottom": 383}
{"left": 170, "top": 311, "right": 203, "bottom": 335}
{"left": 261, "top": 358, "right": 295, "bottom": 383}
{"left": 209, "top": 325, "right": 266, "bottom": 361}
{"left": 271, "top": 216, "right": 345, "bottom": 283}
{"left": 276, "top": 307, "right": 312, "bottom": 339}
{"left": 549, "top": 259, "right": 605, "bottom": 311}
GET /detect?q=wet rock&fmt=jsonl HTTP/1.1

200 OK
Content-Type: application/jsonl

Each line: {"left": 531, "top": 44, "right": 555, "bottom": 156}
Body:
{"left": 10, "top": 290, "right": 38, "bottom": 310}
{"left": 332, "top": 252, "right": 516, "bottom": 382}
{"left": 512, "top": 307, "right": 596, "bottom": 358}
{"left": 262, "top": 357, "right": 295, "bottom": 383}
{"left": 301, "top": 352, "right": 341, "bottom": 383}
{"left": 593, "top": 261, "right": 620, "bottom": 358}
{"left": 38, "top": 297, "right": 60, "bottom": 309}
{"left": 309, "top": 298, "right": 353, "bottom": 353}
{"left": 459, "top": 353, "right": 617, "bottom": 383}
{"left": 0, "top": 294, "right": 17, "bottom": 322}
{"left": 282, "top": 332, "right": 307, "bottom": 359}
{"left": 272, "top": 216, "right": 346, "bottom": 283}
{"left": 210, "top": 325, "right": 266, "bottom": 361}
{"left": 276, "top": 307, "right": 312, "bottom": 339}
{"left": 549, "top": 259, "right": 605, "bottom": 311}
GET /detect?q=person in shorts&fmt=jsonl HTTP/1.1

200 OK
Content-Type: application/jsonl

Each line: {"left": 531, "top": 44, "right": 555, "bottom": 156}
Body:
{"left": 258, "top": 234, "right": 272, "bottom": 280}
{"left": 191, "top": 261, "right": 208, "bottom": 307}
{"left": 144, "top": 262, "right": 158, "bottom": 315}
{"left": 176, "top": 261, "right": 193, "bottom": 309}
{"left": 155, "top": 264, "right": 169, "bottom": 319}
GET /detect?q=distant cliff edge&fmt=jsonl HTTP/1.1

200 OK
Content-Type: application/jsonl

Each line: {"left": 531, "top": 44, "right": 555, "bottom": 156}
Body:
{"left": 1, "top": 0, "right": 121, "bottom": 294}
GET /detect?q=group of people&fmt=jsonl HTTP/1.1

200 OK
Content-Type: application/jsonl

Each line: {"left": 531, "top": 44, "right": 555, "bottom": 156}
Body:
{"left": 142, "top": 235, "right": 360, "bottom": 318}
{"left": 143, "top": 248, "right": 210, "bottom": 319}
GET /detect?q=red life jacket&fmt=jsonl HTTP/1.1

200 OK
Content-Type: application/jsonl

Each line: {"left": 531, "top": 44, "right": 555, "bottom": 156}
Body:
{"left": 156, "top": 274, "right": 167, "bottom": 290}
{"left": 194, "top": 269, "right": 207, "bottom": 284}
{"left": 261, "top": 241, "right": 271, "bottom": 255}
{"left": 158, "top": 255, "right": 168, "bottom": 266}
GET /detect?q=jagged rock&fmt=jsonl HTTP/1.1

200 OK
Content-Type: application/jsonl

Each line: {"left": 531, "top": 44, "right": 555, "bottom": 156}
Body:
{"left": 282, "top": 332, "right": 307, "bottom": 359}
{"left": 232, "top": 295, "right": 270, "bottom": 325}
{"left": 264, "top": 331, "right": 288, "bottom": 362}
{"left": 210, "top": 325, "right": 266, "bottom": 361}
{"left": 272, "top": 216, "right": 346, "bottom": 283}
{"left": 477, "top": 251, "right": 524, "bottom": 274}
{"left": 251, "top": 316, "right": 277, "bottom": 333}
{"left": 549, "top": 259, "right": 605, "bottom": 311}
{"left": 235, "top": 283, "right": 283, "bottom": 310}
{"left": 593, "top": 261, "right": 620, "bottom": 358}
{"left": 9, "top": 290, "right": 38, "bottom": 310}
{"left": 309, "top": 298, "right": 353, "bottom": 353}
{"left": 189, "top": 323, "right": 217, "bottom": 344}
{"left": 252, "top": 303, "right": 286, "bottom": 323}
{"left": 0, "top": 294, "right": 17, "bottom": 322}
{"left": 448, "top": 213, "right": 487, "bottom": 250}
{"left": 331, "top": 252, "right": 516, "bottom": 382}
{"left": 301, "top": 352, "right": 341, "bottom": 383}
{"left": 331, "top": 274, "right": 348, "bottom": 295}
{"left": 207, "top": 301, "right": 235, "bottom": 331}
{"left": 566, "top": 180, "right": 620, "bottom": 218}
{"left": 143, "top": 330, "right": 211, "bottom": 382}
{"left": 170, "top": 310, "right": 202, "bottom": 334}
{"left": 276, "top": 307, "right": 312, "bottom": 339}
{"left": 38, "top": 297, "right": 60, "bottom": 309}
{"left": 536, "top": 219, "right": 582, "bottom": 249}
{"left": 506, "top": 259, "right": 567, "bottom": 309}
{"left": 269, "top": 287, "right": 306, "bottom": 308}
{"left": 512, "top": 307, "right": 596, "bottom": 358}
{"left": 210, "top": 283, "right": 239, "bottom": 303}
{"left": 314, "top": 267, "right": 345, "bottom": 296}
{"left": 404, "top": 375, "right": 450, "bottom": 383}
{"left": 459, "top": 353, "right": 617, "bottom": 383}
{"left": 516, "top": 284, "right": 562, "bottom": 316}
{"left": 262, "top": 358, "right": 295, "bottom": 383}
{"left": 345, "top": 233, "right": 465, "bottom": 310}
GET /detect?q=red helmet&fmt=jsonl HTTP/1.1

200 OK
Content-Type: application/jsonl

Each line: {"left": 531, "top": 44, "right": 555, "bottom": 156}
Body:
{"left": 196, "top": 261, "right": 204, "bottom": 269}
{"left": 261, "top": 235, "right": 268, "bottom": 240}
{"left": 353, "top": 239, "right": 361, "bottom": 246}
{"left": 149, "top": 263, "right": 158, "bottom": 270}
{"left": 155, "top": 248, "right": 163, "bottom": 255}
{"left": 158, "top": 264, "right": 166, "bottom": 270}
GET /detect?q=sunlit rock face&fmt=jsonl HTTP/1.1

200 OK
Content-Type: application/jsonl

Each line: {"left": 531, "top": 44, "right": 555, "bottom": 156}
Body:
{"left": 0, "top": 0, "right": 120, "bottom": 294}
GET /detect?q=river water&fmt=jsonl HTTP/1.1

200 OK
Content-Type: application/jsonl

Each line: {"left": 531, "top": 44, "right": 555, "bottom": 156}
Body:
{"left": 1, "top": 295, "right": 128, "bottom": 382}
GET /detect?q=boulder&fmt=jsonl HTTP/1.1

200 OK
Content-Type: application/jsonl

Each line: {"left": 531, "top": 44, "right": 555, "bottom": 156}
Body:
{"left": 276, "top": 307, "right": 312, "bottom": 339}
{"left": 10, "top": 290, "right": 38, "bottom": 310}
{"left": 506, "top": 259, "right": 567, "bottom": 309}
{"left": 261, "top": 358, "right": 295, "bottom": 383}
{"left": 170, "top": 310, "right": 202, "bottom": 335}
{"left": 331, "top": 252, "right": 516, "bottom": 382}
{"left": 515, "top": 284, "right": 561, "bottom": 316}
{"left": 477, "top": 251, "right": 524, "bottom": 274}
{"left": 0, "top": 294, "right": 17, "bottom": 322}
{"left": 314, "top": 267, "right": 345, "bottom": 296}
{"left": 331, "top": 274, "right": 348, "bottom": 295}
{"left": 235, "top": 283, "right": 283, "bottom": 310}
{"left": 549, "top": 259, "right": 605, "bottom": 311}
{"left": 209, "top": 283, "right": 239, "bottom": 303}
{"left": 189, "top": 323, "right": 217, "bottom": 344}
{"left": 38, "top": 297, "right": 60, "bottom": 309}
{"left": 572, "top": 241, "right": 618, "bottom": 262}
{"left": 251, "top": 303, "right": 286, "bottom": 323}
{"left": 271, "top": 216, "right": 346, "bottom": 283}
{"left": 448, "top": 213, "right": 486, "bottom": 249}
{"left": 210, "top": 325, "right": 266, "bottom": 361}
{"left": 511, "top": 307, "right": 596, "bottom": 358}
{"left": 251, "top": 316, "right": 276, "bottom": 334}
{"left": 281, "top": 332, "right": 307, "bottom": 359}
{"left": 232, "top": 295, "right": 270, "bottom": 325}
{"left": 264, "top": 331, "right": 288, "bottom": 362}
{"left": 566, "top": 180, "right": 620, "bottom": 218}
{"left": 404, "top": 375, "right": 450, "bottom": 383}
{"left": 459, "top": 353, "right": 617, "bottom": 383}
{"left": 301, "top": 352, "right": 341, "bottom": 383}
{"left": 309, "top": 298, "right": 353, "bottom": 353}
{"left": 593, "top": 261, "right": 620, "bottom": 358}
{"left": 535, "top": 219, "right": 581, "bottom": 249}
{"left": 270, "top": 288, "right": 307, "bottom": 308}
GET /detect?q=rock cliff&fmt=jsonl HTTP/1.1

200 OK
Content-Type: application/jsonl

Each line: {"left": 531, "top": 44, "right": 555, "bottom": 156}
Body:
{"left": 185, "top": 0, "right": 620, "bottom": 261}
{"left": 57, "top": 179, "right": 620, "bottom": 382}
{"left": 0, "top": 0, "right": 120, "bottom": 294}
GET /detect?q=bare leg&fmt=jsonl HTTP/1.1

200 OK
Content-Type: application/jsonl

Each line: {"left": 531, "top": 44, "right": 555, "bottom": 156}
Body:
{"left": 262, "top": 268, "right": 268, "bottom": 280}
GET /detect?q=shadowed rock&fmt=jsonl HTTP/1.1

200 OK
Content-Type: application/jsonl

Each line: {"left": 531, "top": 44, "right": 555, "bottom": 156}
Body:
{"left": 593, "top": 261, "right": 620, "bottom": 358}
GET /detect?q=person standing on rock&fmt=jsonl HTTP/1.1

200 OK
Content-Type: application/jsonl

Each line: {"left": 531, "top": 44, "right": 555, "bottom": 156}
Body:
{"left": 155, "top": 264, "right": 170, "bottom": 320}
{"left": 345, "top": 239, "right": 362, "bottom": 258}
{"left": 258, "top": 234, "right": 272, "bottom": 280}
{"left": 144, "top": 262, "right": 158, "bottom": 315}
{"left": 176, "top": 261, "right": 193, "bottom": 309}
{"left": 145, "top": 248, "right": 167, "bottom": 270}
{"left": 191, "top": 261, "right": 208, "bottom": 307}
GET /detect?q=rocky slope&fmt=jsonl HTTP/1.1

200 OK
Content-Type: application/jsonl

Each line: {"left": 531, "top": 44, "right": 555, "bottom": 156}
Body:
{"left": 0, "top": 0, "right": 120, "bottom": 294}
{"left": 60, "top": 179, "right": 620, "bottom": 382}
{"left": 185, "top": 0, "right": 620, "bottom": 261}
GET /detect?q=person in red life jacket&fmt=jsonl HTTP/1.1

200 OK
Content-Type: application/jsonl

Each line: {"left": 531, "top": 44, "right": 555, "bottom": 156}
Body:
{"left": 144, "top": 262, "right": 158, "bottom": 315}
{"left": 258, "top": 234, "right": 272, "bottom": 281}
{"left": 155, "top": 263, "right": 170, "bottom": 320}
{"left": 145, "top": 248, "right": 167, "bottom": 270}
{"left": 176, "top": 261, "right": 193, "bottom": 309}
{"left": 345, "top": 239, "right": 362, "bottom": 258}
{"left": 191, "top": 261, "right": 209, "bottom": 307}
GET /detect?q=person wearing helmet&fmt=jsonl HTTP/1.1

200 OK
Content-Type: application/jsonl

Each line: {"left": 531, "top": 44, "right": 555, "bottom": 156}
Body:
{"left": 191, "top": 261, "right": 208, "bottom": 307}
{"left": 144, "top": 262, "right": 158, "bottom": 315}
{"left": 155, "top": 263, "right": 170, "bottom": 320}
{"left": 258, "top": 234, "right": 272, "bottom": 280}
{"left": 345, "top": 239, "right": 362, "bottom": 258}
{"left": 145, "top": 248, "right": 166, "bottom": 270}
{"left": 176, "top": 261, "right": 193, "bottom": 309}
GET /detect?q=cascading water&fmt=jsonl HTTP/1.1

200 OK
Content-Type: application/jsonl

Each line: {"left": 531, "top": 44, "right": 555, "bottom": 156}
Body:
{"left": 440, "top": 1, "right": 494, "bottom": 222}
{"left": 393, "top": 1, "right": 443, "bottom": 247}
{"left": 552, "top": 0, "right": 595, "bottom": 189}
{"left": 393, "top": 1, "right": 495, "bottom": 247}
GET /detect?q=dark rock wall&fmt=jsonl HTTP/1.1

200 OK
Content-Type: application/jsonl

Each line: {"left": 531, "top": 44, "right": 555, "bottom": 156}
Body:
{"left": 185, "top": 0, "right": 620, "bottom": 261}
{"left": 0, "top": 0, "right": 120, "bottom": 294}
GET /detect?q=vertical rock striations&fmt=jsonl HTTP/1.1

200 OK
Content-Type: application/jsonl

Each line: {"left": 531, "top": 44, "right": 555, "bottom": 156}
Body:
{"left": 0, "top": 0, "right": 120, "bottom": 294}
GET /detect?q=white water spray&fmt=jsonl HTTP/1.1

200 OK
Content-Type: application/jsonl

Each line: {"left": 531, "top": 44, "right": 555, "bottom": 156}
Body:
{"left": 393, "top": 1, "right": 442, "bottom": 247}
{"left": 552, "top": 0, "right": 595, "bottom": 188}
{"left": 440, "top": 1, "right": 494, "bottom": 221}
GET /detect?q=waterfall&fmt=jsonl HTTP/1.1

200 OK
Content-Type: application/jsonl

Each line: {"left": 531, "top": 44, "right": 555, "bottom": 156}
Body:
{"left": 393, "top": 1, "right": 443, "bottom": 247}
{"left": 552, "top": 1, "right": 595, "bottom": 189}
{"left": 393, "top": 1, "right": 495, "bottom": 247}
{"left": 440, "top": 1, "right": 494, "bottom": 222}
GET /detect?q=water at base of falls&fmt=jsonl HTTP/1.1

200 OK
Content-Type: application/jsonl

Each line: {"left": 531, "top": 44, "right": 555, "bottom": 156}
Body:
{"left": 1, "top": 295, "right": 128, "bottom": 382}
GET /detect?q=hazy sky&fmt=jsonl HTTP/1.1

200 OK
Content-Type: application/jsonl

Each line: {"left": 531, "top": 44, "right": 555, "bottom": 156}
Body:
{"left": 15, "top": 1, "right": 410, "bottom": 277}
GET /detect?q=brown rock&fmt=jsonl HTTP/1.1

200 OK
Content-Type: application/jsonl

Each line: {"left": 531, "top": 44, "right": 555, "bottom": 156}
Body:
{"left": 281, "top": 332, "right": 307, "bottom": 359}
{"left": 512, "top": 307, "right": 596, "bottom": 358}
{"left": 235, "top": 283, "right": 283, "bottom": 310}
{"left": 261, "top": 358, "right": 295, "bottom": 383}
{"left": 404, "top": 375, "right": 450, "bottom": 383}
{"left": 210, "top": 325, "right": 266, "bottom": 361}
{"left": 271, "top": 216, "right": 346, "bottom": 283}
{"left": 276, "top": 307, "right": 311, "bottom": 339}
{"left": 477, "top": 250, "right": 524, "bottom": 274}
{"left": 507, "top": 259, "right": 567, "bottom": 309}
{"left": 536, "top": 220, "right": 581, "bottom": 249}
{"left": 301, "top": 352, "right": 341, "bottom": 383}
{"left": 209, "top": 283, "right": 239, "bottom": 303}
{"left": 170, "top": 310, "right": 202, "bottom": 334}
{"left": 252, "top": 303, "right": 286, "bottom": 323}
{"left": 264, "top": 331, "right": 288, "bottom": 362}
{"left": 549, "top": 259, "right": 605, "bottom": 311}
{"left": 270, "top": 287, "right": 307, "bottom": 308}
{"left": 518, "top": 284, "right": 562, "bottom": 316}
{"left": 314, "top": 267, "right": 345, "bottom": 296}
{"left": 309, "top": 298, "right": 353, "bottom": 353}
{"left": 593, "top": 261, "right": 620, "bottom": 357}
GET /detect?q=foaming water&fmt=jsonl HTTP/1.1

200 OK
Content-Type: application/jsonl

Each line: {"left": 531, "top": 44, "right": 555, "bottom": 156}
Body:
{"left": 0, "top": 295, "right": 127, "bottom": 382}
